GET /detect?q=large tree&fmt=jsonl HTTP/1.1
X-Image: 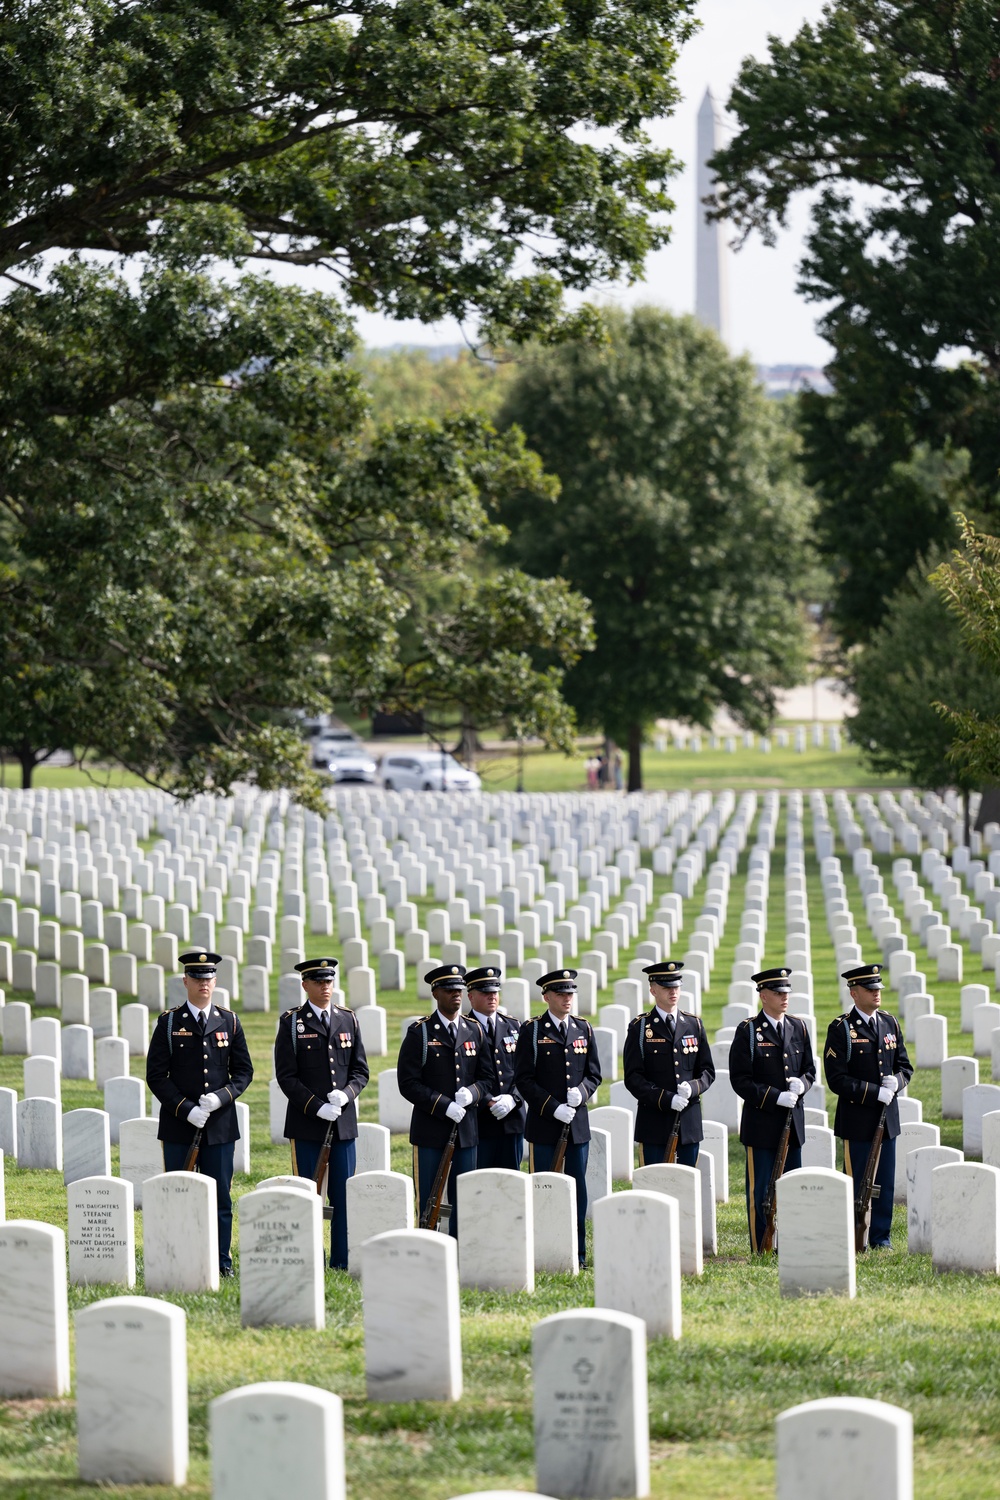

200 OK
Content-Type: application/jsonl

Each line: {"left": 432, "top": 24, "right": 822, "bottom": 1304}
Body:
{"left": 710, "top": 0, "right": 1000, "bottom": 644}
{"left": 2, "top": 0, "right": 697, "bottom": 336}
{"left": 0, "top": 258, "right": 592, "bottom": 800}
{"left": 496, "top": 307, "right": 815, "bottom": 789}
{"left": 929, "top": 518, "right": 1000, "bottom": 795}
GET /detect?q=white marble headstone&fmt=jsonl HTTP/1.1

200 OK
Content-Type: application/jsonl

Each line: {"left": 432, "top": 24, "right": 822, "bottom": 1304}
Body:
{"left": 633, "top": 1163, "right": 703, "bottom": 1275}
{"left": 63, "top": 1107, "right": 111, "bottom": 1185}
{"left": 906, "top": 1146, "right": 963, "bottom": 1255}
{"left": 356, "top": 1121, "right": 391, "bottom": 1175}
{"left": 118, "top": 1116, "right": 163, "bottom": 1208}
{"left": 776, "top": 1396, "right": 912, "bottom": 1500}
{"left": 533, "top": 1309, "right": 650, "bottom": 1499}
{"left": 362, "top": 1229, "right": 462, "bottom": 1401}
{"left": 0, "top": 1220, "right": 70, "bottom": 1395}
{"left": 346, "top": 1170, "right": 414, "bottom": 1277}
{"left": 211, "top": 1382, "right": 346, "bottom": 1500}
{"left": 892, "top": 1122, "right": 940, "bottom": 1202}
{"left": 16, "top": 1096, "right": 62, "bottom": 1169}
{"left": 588, "top": 1105, "right": 634, "bottom": 1182}
{"left": 931, "top": 1161, "right": 1000, "bottom": 1273}
{"left": 76, "top": 1295, "right": 187, "bottom": 1484}
{"left": 776, "top": 1168, "right": 855, "bottom": 1299}
{"left": 239, "top": 1186, "right": 324, "bottom": 1328}
{"left": 532, "top": 1172, "right": 578, "bottom": 1276}
{"left": 143, "top": 1171, "right": 220, "bottom": 1293}
{"left": 593, "top": 1190, "right": 681, "bottom": 1341}
{"left": 585, "top": 1126, "right": 612, "bottom": 1221}
{"left": 457, "top": 1169, "right": 534, "bottom": 1292}
{"left": 68, "top": 1175, "right": 136, "bottom": 1286}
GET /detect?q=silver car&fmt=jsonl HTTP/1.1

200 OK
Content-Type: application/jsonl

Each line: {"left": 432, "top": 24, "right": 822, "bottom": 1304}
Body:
{"left": 379, "top": 750, "right": 481, "bottom": 792}
{"left": 319, "top": 744, "right": 378, "bottom": 783}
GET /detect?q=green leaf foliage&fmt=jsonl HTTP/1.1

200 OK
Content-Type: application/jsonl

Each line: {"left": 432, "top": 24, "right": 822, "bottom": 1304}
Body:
{"left": 1, "top": 0, "right": 698, "bottom": 336}
{"left": 928, "top": 517, "right": 1000, "bottom": 786}
{"left": 0, "top": 259, "right": 589, "bottom": 799}
{"left": 710, "top": 1, "right": 1000, "bottom": 643}
{"left": 496, "top": 307, "right": 816, "bottom": 786}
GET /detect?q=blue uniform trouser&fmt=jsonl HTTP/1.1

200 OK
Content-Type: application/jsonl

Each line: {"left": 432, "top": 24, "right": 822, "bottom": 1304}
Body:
{"left": 640, "top": 1141, "right": 700, "bottom": 1169}
{"left": 415, "top": 1144, "right": 478, "bottom": 1238}
{"left": 531, "top": 1141, "right": 590, "bottom": 1266}
{"left": 476, "top": 1134, "right": 524, "bottom": 1172}
{"left": 291, "top": 1137, "right": 356, "bottom": 1270}
{"left": 162, "top": 1141, "right": 235, "bottom": 1271}
{"left": 845, "top": 1135, "right": 897, "bottom": 1247}
{"left": 745, "top": 1143, "right": 803, "bottom": 1253}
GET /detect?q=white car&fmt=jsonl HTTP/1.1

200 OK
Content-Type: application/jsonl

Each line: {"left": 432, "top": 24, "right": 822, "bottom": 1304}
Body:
{"left": 318, "top": 744, "right": 378, "bottom": 783}
{"left": 379, "top": 750, "right": 481, "bottom": 792}
{"left": 311, "top": 730, "right": 362, "bottom": 767}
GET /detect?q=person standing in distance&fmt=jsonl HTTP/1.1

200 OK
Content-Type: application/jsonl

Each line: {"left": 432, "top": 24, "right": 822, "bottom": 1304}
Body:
{"left": 623, "top": 961, "right": 715, "bottom": 1167}
{"left": 273, "top": 956, "right": 369, "bottom": 1271}
{"left": 397, "top": 964, "right": 497, "bottom": 1238}
{"left": 464, "top": 965, "right": 525, "bottom": 1171}
{"left": 728, "top": 967, "right": 815, "bottom": 1254}
{"left": 513, "top": 969, "right": 602, "bottom": 1268}
{"left": 146, "top": 950, "right": 253, "bottom": 1278}
{"left": 824, "top": 963, "right": 913, "bottom": 1250}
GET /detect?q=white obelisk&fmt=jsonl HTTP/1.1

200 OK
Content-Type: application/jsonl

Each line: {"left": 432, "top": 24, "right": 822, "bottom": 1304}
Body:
{"left": 695, "top": 87, "right": 730, "bottom": 344}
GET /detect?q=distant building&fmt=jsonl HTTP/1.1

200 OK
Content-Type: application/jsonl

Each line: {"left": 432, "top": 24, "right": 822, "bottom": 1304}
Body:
{"left": 756, "top": 364, "right": 833, "bottom": 398}
{"left": 695, "top": 88, "right": 730, "bottom": 345}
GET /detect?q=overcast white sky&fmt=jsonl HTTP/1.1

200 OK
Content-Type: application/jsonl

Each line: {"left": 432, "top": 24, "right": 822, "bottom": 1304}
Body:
{"left": 276, "top": 1, "right": 833, "bottom": 365}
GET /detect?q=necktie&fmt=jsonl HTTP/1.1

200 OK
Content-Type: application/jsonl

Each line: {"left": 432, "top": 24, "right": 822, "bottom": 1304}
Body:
{"left": 775, "top": 1019, "right": 783, "bottom": 1041}
{"left": 449, "top": 1022, "right": 456, "bottom": 1043}
{"left": 197, "top": 1010, "right": 206, "bottom": 1036}
{"left": 665, "top": 1014, "right": 675, "bottom": 1040}
{"left": 559, "top": 1022, "right": 567, "bottom": 1043}
{"left": 488, "top": 1019, "right": 496, "bottom": 1046}
{"left": 320, "top": 1010, "right": 330, "bottom": 1033}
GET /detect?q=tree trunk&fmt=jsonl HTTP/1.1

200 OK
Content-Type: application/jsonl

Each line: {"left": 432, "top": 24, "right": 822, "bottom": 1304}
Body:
{"left": 627, "top": 721, "right": 643, "bottom": 792}
{"left": 454, "top": 708, "right": 481, "bottom": 768}
{"left": 17, "top": 743, "right": 36, "bottom": 789}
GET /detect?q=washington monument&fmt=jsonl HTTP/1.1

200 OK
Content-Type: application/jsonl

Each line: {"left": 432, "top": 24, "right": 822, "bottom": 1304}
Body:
{"left": 695, "top": 87, "right": 730, "bottom": 344}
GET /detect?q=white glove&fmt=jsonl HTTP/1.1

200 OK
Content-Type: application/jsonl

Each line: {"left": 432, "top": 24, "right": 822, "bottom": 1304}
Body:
{"left": 328, "top": 1089, "right": 349, "bottom": 1107}
{"left": 787, "top": 1078, "right": 806, "bottom": 1098}
{"left": 199, "top": 1093, "right": 222, "bottom": 1112}
{"left": 188, "top": 1105, "right": 210, "bottom": 1128}
{"left": 317, "top": 1102, "right": 341, "bottom": 1122}
{"left": 455, "top": 1086, "right": 474, "bottom": 1108}
{"left": 566, "top": 1086, "right": 583, "bottom": 1107}
{"left": 776, "top": 1090, "right": 796, "bottom": 1109}
{"left": 489, "top": 1095, "right": 516, "bottom": 1119}
{"left": 675, "top": 1081, "right": 692, "bottom": 1101}
{"left": 670, "top": 1092, "right": 690, "bottom": 1112}
{"left": 445, "top": 1102, "right": 466, "bottom": 1123}
{"left": 880, "top": 1075, "right": 899, "bottom": 1095}
{"left": 878, "top": 1085, "right": 895, "bottom": 1105}
{"left": 553, "top": 1103, "right": 576, "bottom": 1125}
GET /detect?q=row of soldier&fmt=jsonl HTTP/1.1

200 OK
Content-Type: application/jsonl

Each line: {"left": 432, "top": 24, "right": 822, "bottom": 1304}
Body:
{"left": 146, "top": 943, "right": 911, "bottom": 1273}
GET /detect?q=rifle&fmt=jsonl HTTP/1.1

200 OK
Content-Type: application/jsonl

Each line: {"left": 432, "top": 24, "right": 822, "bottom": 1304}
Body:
{"left": 759, "top": 1106, "right": 794, "bottom": 1253}
{"left": 551, "top": 1118, "right": 572, "bottom": 1174}
{"left": 315, "top": 1117, "right": 337, "bottom": 1217}
{"left": 664, "top": 1108, "right": 682, "bottom": 1165}
{"left": 183, "top": 1127, "right": 203, "bottom": 1173}
{"left": 854, "top": 1102, "right": 889, "bottom": 1254}
{"left": 419, "top": 1121, "right": 459, "bottom": 1230}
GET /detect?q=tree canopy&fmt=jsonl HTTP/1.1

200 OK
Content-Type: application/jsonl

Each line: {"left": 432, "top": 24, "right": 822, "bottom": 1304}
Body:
{"left": 496, "top": 307, "right": 815, "bottom": 788}
{"left": 2, "top": 0, "right": 697, "bottom": 337}
{"left": 929, "top": 517, "right": 1000, "bottom": 789}
{"left": 710, "top": 0, "right": 1000, "bottom": 642}
{"left": 0, "top": 258, "right": 592, "bottom": 802}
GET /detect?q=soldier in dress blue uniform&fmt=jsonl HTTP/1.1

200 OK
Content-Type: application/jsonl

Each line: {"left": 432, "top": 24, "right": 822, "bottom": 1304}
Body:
{"left": 824, "top": 962, "right": 914, "bottom": 1249}
{"left": 397, "top": 964, "right": 497, "bottom": 1238}
{"left": 273, "top": 956, "right": 370, "bottom": 1271}
{"left": 623, "top": 960, "right": 715, "bottom": 1168}
{"left": 146, "top": 951, "right": 254, "bottom": 1277}
{"left": 463, "top": 965, "right": 525, "bottom": 1171}
{"left": 728, "top": 967, "right": 816, "bottom": 1254}
{"left": 513, "top": 969, "right": 603, "bottom": 1267}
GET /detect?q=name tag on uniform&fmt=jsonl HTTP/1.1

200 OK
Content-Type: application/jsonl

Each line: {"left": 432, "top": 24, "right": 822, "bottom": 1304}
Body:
{"left": 174, "top": 1029, "right": 192, "bottom": 1037}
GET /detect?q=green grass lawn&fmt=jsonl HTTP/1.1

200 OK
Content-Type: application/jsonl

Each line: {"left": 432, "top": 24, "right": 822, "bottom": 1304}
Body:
{"left": 0, "top": 792, "right": 997, "bottom": 1499}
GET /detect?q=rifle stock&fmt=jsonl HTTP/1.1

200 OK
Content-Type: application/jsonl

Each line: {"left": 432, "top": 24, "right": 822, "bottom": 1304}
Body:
{"left": 854, "top": 1103, "right": 889, "bottom": 1253}
{"left": 664, "top": 1109, "right": 682, "bottom": 1165}
{"left": 183, "top": 1127, "right": 203, "bottom": 1173}
{"left": 420, "top": 1121, "right": 459, "bottom": 1230}
{"left": 759, "top": 1107, "right": 794, "bottom": 1253}
{"left": 551, "top": 1119, "right": 572, "bottom": 1174}
{"left": 314, "top": 1118, "right": 337, "bottom": 1195}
